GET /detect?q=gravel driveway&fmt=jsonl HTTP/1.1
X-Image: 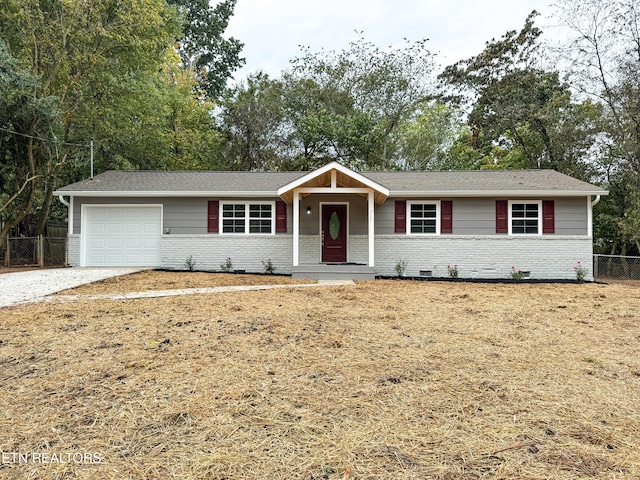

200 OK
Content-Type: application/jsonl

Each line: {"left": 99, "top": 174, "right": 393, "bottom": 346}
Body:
{"left": 0, "top": 268, "right": 147, "bottom": 308}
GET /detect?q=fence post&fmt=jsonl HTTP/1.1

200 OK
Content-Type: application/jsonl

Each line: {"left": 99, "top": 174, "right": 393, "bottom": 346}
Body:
{"left": 593, "top": 255, "right": 598, "bottom": 281}
{"left": 38, "top": 235, "right": 44, "bottom": 268}
{"left": 5, "top": 237, "right": 9, "bottom": 267}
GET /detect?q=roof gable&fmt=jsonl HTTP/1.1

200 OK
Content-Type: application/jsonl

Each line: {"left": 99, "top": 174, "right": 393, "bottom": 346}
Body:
{"left": 277, "top": 162, "right": 390, "bottom": 204}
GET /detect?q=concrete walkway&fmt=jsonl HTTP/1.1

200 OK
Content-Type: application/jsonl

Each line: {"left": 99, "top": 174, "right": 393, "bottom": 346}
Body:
{"left": 0, "top": 269, "right": 354, "bottom": 308}
{"left": 0, "top": 268, "right": 147, "bottom": 308}
{"left": 46, "top": 280, "right": 355, "bottom": 304}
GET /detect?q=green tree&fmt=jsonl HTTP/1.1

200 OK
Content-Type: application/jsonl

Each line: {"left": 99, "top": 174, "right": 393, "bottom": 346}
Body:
{"left": 168, "top": 0, "right": 244, "bottom": 99}
{"left": 556, "top": 0, "right": 640, "bottom": 254}
{"left": 439, "top": 12, "right": 601, "bottom": 178}
{"left": 395, "top": 102, "right": 465, "bottom": 170}
{"left": 218, "top": 37, "right": 440, "bottom": 171}
{"left": 1, "top": 0, "right": 228, "bottom": 233}
{"left": 285, "top": 37, "right": 436, "bottom": 169}
{"left": 0, "top": 38, "right": 61, "bottom": 237}
{"left": 218, "top": 73, "right": 286, "bottom": 171}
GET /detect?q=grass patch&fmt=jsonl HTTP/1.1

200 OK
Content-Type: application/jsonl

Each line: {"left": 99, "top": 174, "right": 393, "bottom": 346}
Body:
{"left": 0, "top": 276, "right": 639, "bottom": 479}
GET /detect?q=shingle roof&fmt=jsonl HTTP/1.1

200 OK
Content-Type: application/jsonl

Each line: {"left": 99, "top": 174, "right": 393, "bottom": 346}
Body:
{"left": 363, "top": 170, "right": 605, "bottom": 194}
{"left": 55, "top": 168, "right": 607, "bottom": 196}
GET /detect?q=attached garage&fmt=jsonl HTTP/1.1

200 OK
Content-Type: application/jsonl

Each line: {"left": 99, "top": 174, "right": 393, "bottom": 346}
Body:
{"left": 82, "top": 205, "right": 162, "bottom": 267}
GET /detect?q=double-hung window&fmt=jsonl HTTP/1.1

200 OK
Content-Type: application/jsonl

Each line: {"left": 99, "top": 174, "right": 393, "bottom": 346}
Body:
{"left": 509, "top": 200, "right": 542, "bottom": 235}
{"left": 408, "top": 201, "right": 440, "bottom": 235}
{"left": 221, "top": 202, "right": 274, "bottom": 234}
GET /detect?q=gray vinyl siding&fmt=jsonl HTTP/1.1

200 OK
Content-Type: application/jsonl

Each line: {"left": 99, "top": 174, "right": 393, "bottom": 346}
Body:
{"left": 451, "top": 198, "right": 497, "bottom": 235}
{"left": 554, "top": 197, "right": 588, "bottom": 235}
{"left": 299, "top": 194, "right": 368, "bottom": 235}
{"left": 72, "top": 196, "right": 291, "bottom": 235}
{"left": 375, "top": 197, "right": 588, "bottom": 236}
{"left": 72, "top": 195, "right": 588, "bottom": 236}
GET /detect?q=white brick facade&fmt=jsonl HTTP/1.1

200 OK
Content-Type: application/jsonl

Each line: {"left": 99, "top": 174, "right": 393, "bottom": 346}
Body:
{"left": 67, "top": 231, "right": 593, "bottom": 280}
{"left": 67, "top": 234, "right": 81, "bottom": 266}
{"left": 374, "top": 235, "right": 594, "bottom": 280}
{"left": 161, "top": 235, "right": 294, "bottom": 273}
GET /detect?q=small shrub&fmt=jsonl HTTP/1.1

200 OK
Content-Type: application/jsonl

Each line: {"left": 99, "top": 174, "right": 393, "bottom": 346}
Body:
{"left": 262, "top": 259, "right": 276, "bottom": 274}
{"left": 395, "top": 259, "right": 408, "bottom": 277}
{"left": 220, "top": 257, "right": 233, "bottom": 273}
{"left": 184, "top": 255, "right": 196, "bottom": 271}
{"left": 510, "top": 266, "right": 525, "bottom": 280}
{"left": 447, "top": 264, "right": 459, "bottom": 278}
{"left": 574, "top": 261, "right": 588, "bottom": 283}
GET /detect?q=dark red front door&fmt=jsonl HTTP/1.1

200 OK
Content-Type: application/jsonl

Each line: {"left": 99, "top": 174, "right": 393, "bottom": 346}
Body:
{"left": 322, "top": 204, "right": 347, "bottom": 263}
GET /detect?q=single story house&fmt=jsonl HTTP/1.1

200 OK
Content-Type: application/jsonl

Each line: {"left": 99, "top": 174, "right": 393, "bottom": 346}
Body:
{"left": 54, "top": 162, "right": 608, "bottom": 280}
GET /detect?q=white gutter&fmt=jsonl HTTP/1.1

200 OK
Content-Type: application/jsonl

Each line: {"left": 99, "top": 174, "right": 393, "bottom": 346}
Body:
{"left": 58, "top": 195, "right": 73, "bottom": 236}
{"left": 591, "top": 194, "right": 601, "bottom": 207}
{"left": 52, "top": 190, "right": 280, "bottom": 198}
{"left": 53, "top": 189, "right": 609, "bottom": 198}
{"left": 394, "top": 190, "right": 608, "bottom": 198}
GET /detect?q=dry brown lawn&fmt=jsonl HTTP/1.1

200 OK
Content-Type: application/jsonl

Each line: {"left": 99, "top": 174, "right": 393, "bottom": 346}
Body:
{"left": 55, "top": 270, "right": 314, "bottom": 296}
{"left": 0, "top": 273, "right": 639, "bottom": 479}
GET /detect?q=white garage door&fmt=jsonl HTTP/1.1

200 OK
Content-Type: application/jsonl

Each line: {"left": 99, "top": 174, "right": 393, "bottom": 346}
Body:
{"left": 84, "top": 206, "right": 161, "bottom": 267}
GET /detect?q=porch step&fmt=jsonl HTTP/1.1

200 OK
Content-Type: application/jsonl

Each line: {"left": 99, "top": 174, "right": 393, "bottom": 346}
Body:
{"left": 292, "top": 264, "right": 375, "bottom": 280}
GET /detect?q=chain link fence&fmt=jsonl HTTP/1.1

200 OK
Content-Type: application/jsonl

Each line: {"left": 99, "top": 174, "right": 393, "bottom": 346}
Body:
{"left": 1, "top": 236, "right": 67, "bottom": 268}
{"left": 593, "top": 254, "right": 640, "bottom": 281}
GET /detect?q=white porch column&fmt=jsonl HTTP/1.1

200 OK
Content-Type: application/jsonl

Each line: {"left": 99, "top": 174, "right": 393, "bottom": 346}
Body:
{"left": 368, "top": 190, "right": 374, "bottom": 267}
{"left": 293, "top": 190, "right": 300, "bottom": 266}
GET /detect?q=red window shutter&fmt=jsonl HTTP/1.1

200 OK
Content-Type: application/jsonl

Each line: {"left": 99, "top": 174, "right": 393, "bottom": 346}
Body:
{"left": 496, "top": 200, "right": 508, "bottom": 233}
{"left": 207, "top": 200, "right": 219, "bottom": 233}
{"left": 542, "top": 200, "right": 555, "bottom": 234}
{"left": 441, "top": 200, "right": 453, "bottom": 234}
{"left": 395, "top": 200, "right": 406, "bottom": 233}
{"left": 276, "top": 200, "right": 287, "bottom": 233}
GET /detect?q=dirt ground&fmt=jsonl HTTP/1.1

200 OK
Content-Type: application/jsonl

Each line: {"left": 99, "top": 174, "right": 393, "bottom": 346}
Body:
{"left": 0, "top": 273, "right": 639, "bottom": 479}
{"left": 55, "top": 270, "right": 314, "bottom": 295}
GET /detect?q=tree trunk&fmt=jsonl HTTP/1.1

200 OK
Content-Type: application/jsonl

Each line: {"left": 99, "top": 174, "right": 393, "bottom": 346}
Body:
{"left": 34, "top": 174, "right": 57, "bottom": 235}
{"left": 621, "top": 244, "right": 630, "bottom": 277}
{"left": 606, "top": 241, "right": 617, "bottom": 276}
{"left": 0, "top": 136, "right": 39, "bottom": 238}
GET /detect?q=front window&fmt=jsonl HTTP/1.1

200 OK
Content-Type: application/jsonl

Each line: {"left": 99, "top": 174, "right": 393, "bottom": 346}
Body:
{"left": 249, "top": 204, "right": 272, "bottom": 233}
{"left": 222, "top": 202, "right": 274, "bottom": 234}
{"left": 408, "top": 201, "right": 440, "bottom": 234}
{"left": 510, "top": 201, "right": 541, "bottom": 234}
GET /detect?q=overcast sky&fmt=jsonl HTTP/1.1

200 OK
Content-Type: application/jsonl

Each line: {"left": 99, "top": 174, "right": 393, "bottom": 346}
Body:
{"left": 226, "top": 0, "right": 556, "bottom": 80}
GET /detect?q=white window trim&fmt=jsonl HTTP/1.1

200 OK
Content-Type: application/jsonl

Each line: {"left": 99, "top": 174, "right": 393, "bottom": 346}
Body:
{"left": 508, "top": 200, "right": 542, "bottom": 236}
{"left": 219, "top": 201, "right": 276, "bottom": 235}
{"left": 407, "top": 200, "right": 441, "bottom": 235}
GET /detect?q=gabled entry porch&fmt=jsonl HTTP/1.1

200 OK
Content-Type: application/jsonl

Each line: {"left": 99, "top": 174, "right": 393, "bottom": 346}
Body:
{"left": 277, "top": 162, "right": 389, "bottom": 280}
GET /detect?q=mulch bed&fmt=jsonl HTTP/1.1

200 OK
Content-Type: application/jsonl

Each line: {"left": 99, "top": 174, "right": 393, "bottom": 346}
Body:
{"left": 0, "top": 274, "right": 638, "bottom": 479}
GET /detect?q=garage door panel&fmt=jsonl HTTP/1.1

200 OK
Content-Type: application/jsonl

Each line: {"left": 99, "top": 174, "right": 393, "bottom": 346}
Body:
{"left": 89, "top": 238, "right": 106, "bottom": 249}
{"left": 108, "top": 238, "right": 124, "bottom": 249}
{"left": 143, "top": 238, "right": 159, "bottom": 249}
{"left": 107, "top": 254, "right": 125, "bottom": 264}
{"left": 125, "top": 238, "right": 141, "bottom": 249}
{"left": 89, "top": 254, "right": 106, "bottom": 264}
{"left": 143, "top": 223, "right": 159, "bottom": 234}
{"left": 84, "top": 206, "right": 161, "bottom": 267}
{"left": 89, "top": 223, "right": 105, "bottom": 234}
{"left": 125, "top": 223, "right": 141, "bottom": 234}
{"left": 108, "top": 223, "right": 125, "bottom": 234}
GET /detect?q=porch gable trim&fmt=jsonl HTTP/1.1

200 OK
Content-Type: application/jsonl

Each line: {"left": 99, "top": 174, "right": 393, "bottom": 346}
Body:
{"left": 277, "top": 161, "right": 389, "bottom": 204}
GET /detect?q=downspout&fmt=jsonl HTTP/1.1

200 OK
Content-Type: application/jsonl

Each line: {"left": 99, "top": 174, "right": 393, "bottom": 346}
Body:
{"left": 590, "top": 195, "right": 601, "bottom": 281}
{"left": 58, "top": 195, "right": 72, "bottom": 236}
